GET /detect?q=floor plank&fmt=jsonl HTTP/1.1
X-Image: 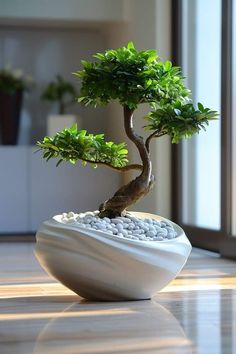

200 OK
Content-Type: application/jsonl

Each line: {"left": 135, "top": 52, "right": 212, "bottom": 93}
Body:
{"left": 0, "top": 243, "right": 235, "bottom": 354}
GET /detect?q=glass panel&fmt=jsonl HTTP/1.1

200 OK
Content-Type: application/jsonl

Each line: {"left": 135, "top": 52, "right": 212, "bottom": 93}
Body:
{"left": 232, "top": 0, "right": 236, "bottom": 236}
{"left": 181, "top": 0, "right": 221, "bottom": 229}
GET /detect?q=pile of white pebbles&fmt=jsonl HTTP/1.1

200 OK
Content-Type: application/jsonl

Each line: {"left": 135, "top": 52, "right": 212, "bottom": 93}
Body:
{"left": 61, "top": 211, "right": 177, "bottom": 242}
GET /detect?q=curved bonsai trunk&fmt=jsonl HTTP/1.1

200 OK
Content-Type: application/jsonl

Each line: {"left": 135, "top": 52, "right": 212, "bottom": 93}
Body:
{"left": 99, "top": 107, "right": 155, "bottom": 218}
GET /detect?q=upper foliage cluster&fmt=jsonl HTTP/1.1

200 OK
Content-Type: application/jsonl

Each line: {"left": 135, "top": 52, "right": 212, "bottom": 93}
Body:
{"left": 37, "top": 124, "right": 128, "bottom": 168}
{"left": 145, "top": 101, "right": 217, "bottom": 143}
{"left": 74, "top": 42, "right": 190, "bottom": 110}
{"left": 74, "top": 42, "right": 217, "bottom": 143}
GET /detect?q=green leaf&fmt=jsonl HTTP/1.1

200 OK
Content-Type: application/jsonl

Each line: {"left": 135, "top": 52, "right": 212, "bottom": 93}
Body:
{"left": 78, "top": 96, "right": 86, "bottom": 102}
{"left": 93, "top": 53, "right": 105, "bottom": 60}
{"left": 56, "top": 159, "right": 63, "bottom": 167}
{"left": 36, "top": 126, "right": 129, "bottom": 169}
{"left": 164, "top": 61, "right": 172, "bottom": 71}
{"left": 127, "top": 41, "right": 135, "bottom": 50}
{"left": 69, "top": 123, "right": 78, "bottom": 134}
{"left": 147, "top": 55, "right": 157, "bottom": 64}
{"left": 118, "top": 149, "right": 128, "bottom": 155}
{"left": 198, "top": 102, "right": 204, "bottom": 112}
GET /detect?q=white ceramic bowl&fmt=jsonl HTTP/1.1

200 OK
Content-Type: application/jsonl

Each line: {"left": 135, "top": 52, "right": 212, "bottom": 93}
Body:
{"left": 35, "top": 212, "right": 192, "bottom": 301}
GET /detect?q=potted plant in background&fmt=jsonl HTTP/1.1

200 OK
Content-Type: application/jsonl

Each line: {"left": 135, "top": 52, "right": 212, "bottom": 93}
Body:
{"left": 0, "top": 67, "right": 32, "bottom": 145}
{"left": 41, "top": 74, "right": 79, "bottom": 136}
{"left": 35, "top": 42, "right": 217, "bottom": 301}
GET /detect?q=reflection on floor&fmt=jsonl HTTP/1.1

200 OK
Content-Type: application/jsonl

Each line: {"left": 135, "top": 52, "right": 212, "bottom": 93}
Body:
{"left": 0, "top": 243, "right": 236, "bottom": 354}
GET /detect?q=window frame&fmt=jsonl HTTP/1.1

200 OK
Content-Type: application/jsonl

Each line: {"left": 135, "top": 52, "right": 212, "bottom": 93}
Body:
{"left": 171, "top": 0, "right": 236, "bottom": 259}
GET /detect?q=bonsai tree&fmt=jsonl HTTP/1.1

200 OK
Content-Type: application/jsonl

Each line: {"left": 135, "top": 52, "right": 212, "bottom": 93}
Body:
{"left": 41, "top": 75, "right": 77, "bottom": 114}
{"left": 37, "top": 42, "right": 217, "bottom": 218}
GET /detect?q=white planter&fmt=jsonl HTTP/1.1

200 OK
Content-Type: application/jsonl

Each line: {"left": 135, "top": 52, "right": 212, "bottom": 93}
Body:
{"left": 35, "top": 212, "right": 192, "bottom": 301}
{"left": 47, "top": 114, "right": 79, "bottom": 136}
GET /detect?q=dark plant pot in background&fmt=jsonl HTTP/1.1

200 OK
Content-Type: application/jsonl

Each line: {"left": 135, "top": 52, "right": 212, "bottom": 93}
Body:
{"left": 0, "top": 91, "right": 23, "bottom": 145}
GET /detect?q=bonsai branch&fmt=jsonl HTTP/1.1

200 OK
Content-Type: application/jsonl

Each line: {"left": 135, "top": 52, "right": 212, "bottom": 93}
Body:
{"left": 78, "top": 158, "right": 143, "bottom": 172}
{"left": 124, "top": 106, "right": 151, "bottom": 179}
{"left": 99, "top": 107, "right": 155, "bottom": 218}
{"left": 145, "top": 130, "right": 166, "bottom": 153}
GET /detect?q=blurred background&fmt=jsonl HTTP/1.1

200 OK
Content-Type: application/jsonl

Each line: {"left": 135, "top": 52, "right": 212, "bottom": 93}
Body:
{"left": 0, "top": 0, "right": 235, "bottom": 259}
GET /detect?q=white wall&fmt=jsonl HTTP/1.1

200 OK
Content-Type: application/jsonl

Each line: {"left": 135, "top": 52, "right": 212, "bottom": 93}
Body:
{"left": 0, "top": 27, "right": 107, "bottom": 143}
{"left": 0, "top": 0, "right": 125, "bottom": 23}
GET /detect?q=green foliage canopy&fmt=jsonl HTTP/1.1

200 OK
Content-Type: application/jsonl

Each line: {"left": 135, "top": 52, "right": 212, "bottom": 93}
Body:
{"left": 74, "top": 42, "right": 217, "bottom": 144}
{"left": 38, "top": 42, "right": 217, "bottom": 170}
{"left": 75, "top": 41, "right": 190, "bottom": 110}
{"left": 145, "top": 101, "right": 217, "bottom": 143}
{"left": 37, "top": 124, "right": 128, "bottom": 169}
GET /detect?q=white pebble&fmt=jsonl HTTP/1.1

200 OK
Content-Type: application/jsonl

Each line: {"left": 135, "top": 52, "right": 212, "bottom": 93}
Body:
{"left": 84, "top": 211, "right": 94, "bottom": 216}
{"left": 153, "top": 220, "right": 161, "bottom": 226}
{"left": 117, "top": 233, "right": 123, "bottom": 237}
{"left": 154, "top": 236, "right": 164, "bottom": 241}
{"left": 159, "top": 229, "right": 168, "bottom": 236}
{"left": 117, "top": 217, "right": 131, "bottom": 223}
{"left": 138, "top": 235, "right": 147, "bottom": 241}
{"left": 160, "top": 221, "right": 168, "bottom": 227}
{"left": 122, "top": 229, "right": 128, "bottom": 237}
{"left": 123, "top": 218, "right": 132, "bottom": 223}
{"left": 137, "top": 221, "right": 144, "bottom": 228}
{"left": 98, "top": 224, "right": 107, "bottom": 230}
{"left": 128, "top": 224, "right": 135, "bottom": 230}
{"left": 62, "top": 211, "right": 178, "bottom": 242}
{"left": 166, "top": 233, "right": 176, "bottom": 239}
{"left": 116, "top": 223, "right": 124, "bottom": 231}
{"left": 146, "top": 231, "right": 156, "bottom": 238}
{"left": 111, "top": 219, "right": 123, "bottom": 225}
{"left": 128, "top": 216, "right": 139, "bottom": 222}
{"left": 103, "top": 217, "right": 111, "bottom": 223}
{"left": 134, "top": 226, "right": 140, "bottom": 230}
{"left": 132, "top": 229, "right": 143, "bottom": 235}
{"left": 154, "top": 226, "right": 163, "bottom": 232}
{"left": 144, "top": 218, "right": 152, "bottom": 224}
{"left": 122, "top": 223, "right": 129, "bottom": 229}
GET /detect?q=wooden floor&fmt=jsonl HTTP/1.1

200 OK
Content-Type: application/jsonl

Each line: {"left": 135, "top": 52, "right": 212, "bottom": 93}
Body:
{"left": 0, "top": 243, "right": 236, "bottom": 354}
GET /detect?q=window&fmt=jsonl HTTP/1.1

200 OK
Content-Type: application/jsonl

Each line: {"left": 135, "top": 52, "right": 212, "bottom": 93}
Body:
{"left": 172, "top": 0, "right": 236, "bottom": 258}
{"left": 232, "top": 0, "right": 236, "bottom": 236}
